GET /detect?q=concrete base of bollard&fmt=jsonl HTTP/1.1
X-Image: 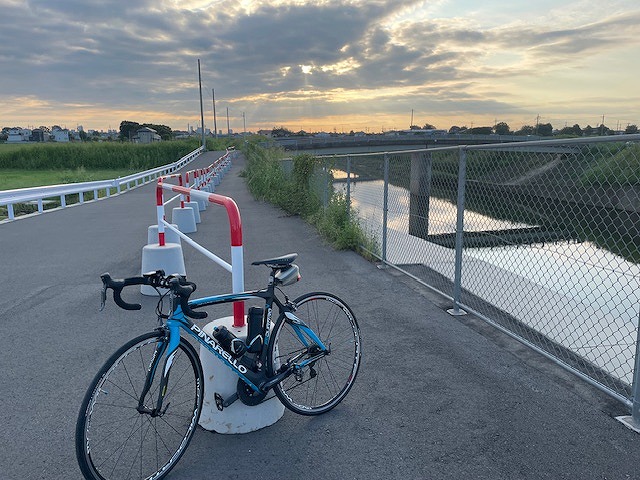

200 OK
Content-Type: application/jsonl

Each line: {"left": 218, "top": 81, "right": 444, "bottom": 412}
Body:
{"left": 172, "top": 207, "right": 197, "bottom": 233}
{"left": 196, "top": 197, "right": 207, "bottom": 211}
{"left": 198, "top": 316, "right": 285, "bottom": 434}
{"left": 184, "top": 201, "right": 201, "bottom": 223}
{"left": 147, "top": 224, "right": 181, "bottom": 245}
{"left": 140, "top": 242, "right": 186, "bottom": 295}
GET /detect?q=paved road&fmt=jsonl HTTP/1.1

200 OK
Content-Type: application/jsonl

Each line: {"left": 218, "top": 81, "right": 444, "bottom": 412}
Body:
{"left": 1, "top": 151, "right": 639, "bottom": 479}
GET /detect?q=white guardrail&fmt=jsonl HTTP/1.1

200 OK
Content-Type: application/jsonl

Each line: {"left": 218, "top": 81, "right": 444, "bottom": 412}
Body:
{"left": 0, "top": 146, "right": 205, "bottom": 222}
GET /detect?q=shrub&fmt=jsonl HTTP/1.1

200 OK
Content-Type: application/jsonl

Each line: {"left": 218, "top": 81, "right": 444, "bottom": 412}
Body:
{"left": 241, "top": 143, "right": 377, "bottom": 256}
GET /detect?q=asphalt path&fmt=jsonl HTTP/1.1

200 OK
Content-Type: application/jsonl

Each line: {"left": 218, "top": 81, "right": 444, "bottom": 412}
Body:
{"left": 1, "top": 150, "right": 639, "bottom": 479}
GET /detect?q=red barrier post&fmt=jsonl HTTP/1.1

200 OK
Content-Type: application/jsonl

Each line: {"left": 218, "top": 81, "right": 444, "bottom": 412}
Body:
{"left": 162, "top": 183, "right": 245, "bottom": 327}
{"left": 156, "top": 179, "right": 166, "bottom": 247}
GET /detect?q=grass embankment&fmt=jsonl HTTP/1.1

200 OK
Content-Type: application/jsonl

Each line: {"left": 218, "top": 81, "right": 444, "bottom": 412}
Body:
{"left": 580, "top": 142, "right": 640, "bottom": 186}
{"left": 241, "top": 141, "right": 378, "bottom": 256}
{"left": 0, "top": 137, "right": 237, "bottom": 219}
{"left": 0, "top": 138, "right": 237, "bottom": 190}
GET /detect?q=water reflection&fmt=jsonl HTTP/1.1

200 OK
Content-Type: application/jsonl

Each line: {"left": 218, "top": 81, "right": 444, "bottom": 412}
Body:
{"left": 338, "top": 175, "right": 640, "bottom": 383}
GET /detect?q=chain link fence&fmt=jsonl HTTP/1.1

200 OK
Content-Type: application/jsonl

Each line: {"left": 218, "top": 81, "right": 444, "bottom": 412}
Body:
{"left": 305, "top": 135, "right": 640, "bottom": 412}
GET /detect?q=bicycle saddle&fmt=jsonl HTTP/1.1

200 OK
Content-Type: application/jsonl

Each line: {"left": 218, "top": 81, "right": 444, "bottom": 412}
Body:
{"left": 251, "top": 253, "right": 298, "bottom": 268}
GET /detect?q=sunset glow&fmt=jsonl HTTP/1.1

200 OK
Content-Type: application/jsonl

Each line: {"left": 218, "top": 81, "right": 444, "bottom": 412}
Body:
{"left": 0, "top": 0, "right": 638, "bottom": 133}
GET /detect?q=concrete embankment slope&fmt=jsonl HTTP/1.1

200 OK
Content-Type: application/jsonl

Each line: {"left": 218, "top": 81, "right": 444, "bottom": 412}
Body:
{"left": 0, "top": 150, "right": 638, "bottom": 479}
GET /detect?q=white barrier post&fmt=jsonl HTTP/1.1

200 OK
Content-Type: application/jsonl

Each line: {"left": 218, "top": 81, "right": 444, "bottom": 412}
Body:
{"left": 140, "top": 179, "right": 186, "bottom": 295}
{"left": 183, "top": 171, "right": 201, "bottom": 224}
{"left": 169, "top": 173, "right": 196, "bottom": 233}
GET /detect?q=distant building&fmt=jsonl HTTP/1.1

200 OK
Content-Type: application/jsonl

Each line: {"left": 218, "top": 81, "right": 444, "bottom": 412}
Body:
{"left": 134, "top": 127, "right": 161, "bottom": 144}
{"left": 7, "top": 128, "right": 31, "bottom": 143}
{"left": 30, "top": 128, "right": 47, "bottom": 142}
{"left": 52, "top": 128, "right": 70, "bottom": 142}
{"left": 195, "top": 127, "right": 211, "bottom": 136}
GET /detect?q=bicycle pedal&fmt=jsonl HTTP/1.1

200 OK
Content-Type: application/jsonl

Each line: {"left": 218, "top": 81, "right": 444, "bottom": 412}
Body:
{"left": 214, "top": 392, "right": 239, "bottom": 411}
{"left": 214, "top": 393, "right": 224, "bottom": 411}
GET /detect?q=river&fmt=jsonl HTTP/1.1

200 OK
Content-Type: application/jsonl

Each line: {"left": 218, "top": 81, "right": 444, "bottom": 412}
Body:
{"left": 341, "top": 177, "right": 640, "bottom": 385}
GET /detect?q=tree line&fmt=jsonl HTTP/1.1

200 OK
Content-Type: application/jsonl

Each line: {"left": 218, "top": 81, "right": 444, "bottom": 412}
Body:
{"left": 118, "top": 121, "right": 174, "bottom": 141}
{"left": 269, "top": 122, "right": 639, "bottom": 138}
{"left": 413, "top": 121, "right": 639, "bottom": 136}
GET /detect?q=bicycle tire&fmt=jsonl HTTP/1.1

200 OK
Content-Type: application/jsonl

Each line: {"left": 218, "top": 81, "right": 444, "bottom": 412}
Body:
{"left": 76, "top": 331, "right": 203, "bottom": 480}
{"left": 268, "top": 292, "right": 362, "bottom": 415}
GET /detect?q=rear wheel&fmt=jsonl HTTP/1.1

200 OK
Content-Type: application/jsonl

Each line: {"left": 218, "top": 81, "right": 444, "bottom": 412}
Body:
{"left": 76, "top": 331, "right": 203, "bottom": 480}
{"left": 269, "top": 292, "right": 361, "bottom": 415}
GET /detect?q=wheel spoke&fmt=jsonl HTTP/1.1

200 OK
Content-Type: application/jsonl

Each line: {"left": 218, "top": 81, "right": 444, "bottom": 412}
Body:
{"left": 76, "top": 332, "right": 203, "bottom": 480}
{"left": 270, "top": 293, "right": 361, "bottom": 415}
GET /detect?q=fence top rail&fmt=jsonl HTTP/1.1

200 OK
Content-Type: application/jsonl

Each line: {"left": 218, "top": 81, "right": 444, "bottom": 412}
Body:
{"left": 0, "top": 145, "right": 204, "bottom": 206}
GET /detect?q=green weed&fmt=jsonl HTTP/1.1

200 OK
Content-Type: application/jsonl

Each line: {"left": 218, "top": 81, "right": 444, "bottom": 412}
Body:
{"left": 241, "top": 143, "right": 378, "bottom": 256}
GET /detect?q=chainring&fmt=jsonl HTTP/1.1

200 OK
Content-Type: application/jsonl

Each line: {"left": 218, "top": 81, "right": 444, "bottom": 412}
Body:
{"left": 237, "top": 379, "right": 267, "bottom": 406}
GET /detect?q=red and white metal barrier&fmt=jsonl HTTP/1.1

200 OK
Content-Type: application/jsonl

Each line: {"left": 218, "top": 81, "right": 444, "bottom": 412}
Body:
{"left": 156, "top": 180, "right": 245, "bottom": 327}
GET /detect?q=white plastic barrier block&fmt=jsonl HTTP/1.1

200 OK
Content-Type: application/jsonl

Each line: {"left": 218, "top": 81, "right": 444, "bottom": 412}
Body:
{"left": 172, "top": 206, "right": 197, "bottom": 233}
{"left": 184, "top": 201, "right": 201, "bottom": 223}
{"left": 198, "top": 316, "right": 284, "bottom": 434}
{"left": 196, "top": 196, "right": 207, "bottom": 211}
{"left": 140, "top": 242, "right": 186, "bottom": 295}
{"left": 147, "top": 224, "right": 181, "bottom": 245}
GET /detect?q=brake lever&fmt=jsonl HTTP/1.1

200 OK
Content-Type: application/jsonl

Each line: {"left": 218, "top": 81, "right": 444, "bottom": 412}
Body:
{"left": 100, "top": 283, "right": 107, "bottom": 311}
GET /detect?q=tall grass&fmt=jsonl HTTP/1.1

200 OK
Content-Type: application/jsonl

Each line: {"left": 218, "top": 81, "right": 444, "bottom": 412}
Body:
{"left": 0, "top": 139, "right": 205, "bottom": 170}
{"left": 580, "top": 143, "right": 640, "bottom": 186}
{"left": 241, "top": 142, "right": 377, "bottom": 256}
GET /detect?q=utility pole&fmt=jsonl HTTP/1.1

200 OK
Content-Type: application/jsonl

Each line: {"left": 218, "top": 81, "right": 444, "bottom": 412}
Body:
{"left": 212, "top": 89, "right": 218, "bottom": 139}
{"left": 242, "top": 112, "right": 246, "bottom": 144}
{"left": 226, "top": 107, "right": 230, "bottom": 137}
{"left": 410, "top": 109, "right": 414, "bottom": 128}
{"left": 198, "top": 59, "right": 206, "bottom": 150}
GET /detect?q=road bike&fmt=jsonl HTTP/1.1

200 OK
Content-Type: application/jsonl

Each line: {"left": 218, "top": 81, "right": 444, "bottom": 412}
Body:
{"left": 75, "top": 253, "right": 362, "bottom": 480}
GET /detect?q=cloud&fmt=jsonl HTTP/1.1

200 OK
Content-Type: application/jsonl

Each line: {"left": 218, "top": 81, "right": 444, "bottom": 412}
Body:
{"left": 1, "top": 0, "right": 639, "bottom": 131}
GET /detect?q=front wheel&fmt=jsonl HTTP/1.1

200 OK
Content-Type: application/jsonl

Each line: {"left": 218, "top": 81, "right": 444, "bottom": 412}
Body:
{"left": 75, "top": 331, "right": 204, "bottom": 480}
{"left": 269, "top": 292, "right": 362, "bottom": 415}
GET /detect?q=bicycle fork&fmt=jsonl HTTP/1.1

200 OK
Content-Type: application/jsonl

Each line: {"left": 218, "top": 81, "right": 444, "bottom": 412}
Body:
{"left": 137, "top": 324, "right": 181, "bottom": 417}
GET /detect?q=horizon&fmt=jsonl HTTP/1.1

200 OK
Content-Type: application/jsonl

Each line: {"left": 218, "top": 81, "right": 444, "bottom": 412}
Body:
{"left": 1, "top": 1, "right": 639, "bottom": 133}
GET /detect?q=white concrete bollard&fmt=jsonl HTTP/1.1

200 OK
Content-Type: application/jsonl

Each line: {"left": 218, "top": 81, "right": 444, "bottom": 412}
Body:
{"left": 184, "top": 201, "right": 201, "bottom": 223}
{"left": 172, "top": 207, "right": 197, "bottom": 233}
{"left": 196, "top": 197, "right": 207, "bottom": 211}
{"left": 140, "top": 243, "right": 186, "bottom": 295}
{"left": 147, "top": 224, "right": 181, "bottom": 245}
{"left": 198, "top": 316, "right": 285, "bottom": 434}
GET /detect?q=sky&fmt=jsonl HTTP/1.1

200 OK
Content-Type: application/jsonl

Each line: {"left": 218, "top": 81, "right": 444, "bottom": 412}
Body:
{"left": 1, "top": 0, "right": 639, "bottom": 134}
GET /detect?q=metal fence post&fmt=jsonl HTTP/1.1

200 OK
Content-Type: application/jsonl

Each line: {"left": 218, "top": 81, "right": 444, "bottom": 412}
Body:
{"left": 448, "top": 147, "right": 467, "bottom": 316}
{"left": 323, "top": 159, "right": 329, "bottom": 209}
{"left": 382, "top": 153, "right": 390, "bottom": 263}
{"left": 631, "top": 311, "right": 640, "bottom": 425}
{"left": 346, "top": 155, "right": 351, "bottom": 219}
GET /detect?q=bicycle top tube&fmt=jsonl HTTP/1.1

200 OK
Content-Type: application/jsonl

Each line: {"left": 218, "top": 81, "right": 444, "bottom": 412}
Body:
{"left": 188, "top": 290, "right": 271, "bottom": 310}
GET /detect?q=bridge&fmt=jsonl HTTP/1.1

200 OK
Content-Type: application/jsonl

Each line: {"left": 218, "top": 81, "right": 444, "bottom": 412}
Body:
{"left": 269, "top": 132, "right": 540, "bottom": 152}
{"left": 2, "top": 150, "right": 640, "bottom": 479}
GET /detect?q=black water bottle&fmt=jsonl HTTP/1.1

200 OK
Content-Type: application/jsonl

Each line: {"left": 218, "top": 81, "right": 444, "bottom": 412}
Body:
{"left": 246, "top": 307, "right": 264, "bottom": 353}
{"left": 212, "top": 326, "right": 247, "bottom": 358}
